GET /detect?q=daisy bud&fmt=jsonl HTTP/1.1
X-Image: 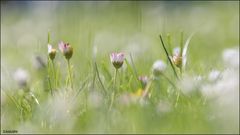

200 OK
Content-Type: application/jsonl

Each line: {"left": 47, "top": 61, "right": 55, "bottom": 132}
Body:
{"left": 152, "top": 60, "right": 167, "bottom": 76}
{"left": 138, "top": 76, "right": 149, "bottom": 88}
{"left": 172, "top": 54, "right": 182, "bottom": 68}
{"left": 58, "top": 41, "right": 73, "bottom": 60}
{"left": 110, "top": 52, "right": 125, "bottom": 69}
{"left": 48, "top": 44, "right": 56, "bottom": 60}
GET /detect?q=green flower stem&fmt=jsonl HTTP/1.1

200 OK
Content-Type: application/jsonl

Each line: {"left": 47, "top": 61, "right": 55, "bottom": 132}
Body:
{"left": 180, "top": 67, "right": 183, "bottom": 77}
{"left": 114, "top": 69, "right": 118, "bottom": 89}
{"left": 141, "top": 76, "right": 153, "bottom": 99}
{"left": 67, "top": 59, "right": 73, "bottom": 90}
{"left": 175, "top": 92, "right": 180, "bottom": 108}
{"left": 47, "top": 58, "right": 53, "bottom": 96}
{"left": 109, "top": 69, "right": 118, "bottom": 111}
{"left": 51, "top": 60, "right": 56, "bottom": 88}
{"left": 176, "top": 66, "right": 183, "bottom": 107}
{"left": 47, "top": 76, "right": 53, "bottom": 96}
{"left": 161, "top": 73, "right": 177, "bottom": 89}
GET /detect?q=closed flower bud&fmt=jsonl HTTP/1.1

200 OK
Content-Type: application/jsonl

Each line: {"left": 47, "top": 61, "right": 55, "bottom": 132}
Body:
{"left": 110, "top": 52, "right": 125, "bottom": 69}
{"left": 152, "top": 60, "right": 167, "bottom": 76}
{"left": 172, "top": 54, "right": 182, "bottom": 68}
{"left": 48, "top": 44, "right": 56, "bottom": 60}
{"left": 58, "top": 41, "right": 73, "bottom": 60}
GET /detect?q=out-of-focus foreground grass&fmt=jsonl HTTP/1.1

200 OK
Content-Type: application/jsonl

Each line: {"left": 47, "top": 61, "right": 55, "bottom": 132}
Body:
{"left": 1, "top": 1, "right": 239, "bottom": 134}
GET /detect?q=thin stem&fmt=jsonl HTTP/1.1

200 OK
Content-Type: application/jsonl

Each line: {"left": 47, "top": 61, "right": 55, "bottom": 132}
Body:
{"left": 48, "top": 31, "right": 50, "bottom": 44}
{"left": 175, "top": 92, "right": 180, "bottom": 107}
{"left": 161, "top": 73, "right": 177, "bottom": 89}
{"left": 159, "top": 35, "right": 179, "bottom": 80}
{"left": 51, "top": 60, "right": 56, "bottom": 88}
{"left": 67, "top": 59, "right": 73, "bottom": 90}
{"left": 92, "top": 63, "right": 96, "bottom": 90}
{"left": 94, "top": 62, "right": 107, "bottom": 95}
{"left": 167, "top": 33, "right": 172, "bottom": 55}
{"left": 141, "top": 76, "right": 153, "bottom": 99}
{"left": 129, "top": 53, "right": 139, "bottom": 80}
{"left": 114, "top": 69, "right": 118, "bottom": 89}
{"left": 180, "top": 31, "right": 184, "bottom": 55}
{"left": 180, "top": 67, "right": 183, "bottom": 78}
{"left": 109, "top": 69, "right": 118, "bottom": 111}
{"left": 73, "top": 77, "right": 89, "bottom": 102}
{"left": 48, "top": 76, "right": 53, "bottom": 96}
{"left": 47, "top": 58, "right": 53, "bottom": 96}
{"left": 2, "top": 90, "right": 21, "bottom": 110}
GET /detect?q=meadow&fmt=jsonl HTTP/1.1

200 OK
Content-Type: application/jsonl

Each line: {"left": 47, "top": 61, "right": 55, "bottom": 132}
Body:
{"left": 1, "top": 1, "right": 239, "bottom": 134}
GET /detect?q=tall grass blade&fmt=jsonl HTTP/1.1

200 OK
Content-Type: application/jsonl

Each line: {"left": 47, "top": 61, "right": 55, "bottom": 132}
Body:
{"left": 159, "top": 34, "right": 179, "bottom": 79}
{"left": 182, "top": 33, "right": 195, "bottom": 70}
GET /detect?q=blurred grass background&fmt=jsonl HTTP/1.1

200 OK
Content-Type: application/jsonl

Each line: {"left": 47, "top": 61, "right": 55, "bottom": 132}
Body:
{"left": 1, "top": 1, "right": 239, "bottom": 134}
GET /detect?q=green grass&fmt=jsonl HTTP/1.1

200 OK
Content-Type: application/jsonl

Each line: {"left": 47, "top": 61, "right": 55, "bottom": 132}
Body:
{"left": 1, "top": 1, "right": 239, "bottom": 134}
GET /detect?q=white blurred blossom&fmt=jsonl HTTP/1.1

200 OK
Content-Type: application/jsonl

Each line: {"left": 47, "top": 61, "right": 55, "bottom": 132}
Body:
{"left": 13, "top": 68, "right": 29, "bottom": 88}
{"left": 208, "top": 70, "right": 221, "bottom": 82}
{"left": 222, "top": 47, "right": 239, "bottom": 68}
{"left": 201, "top": 48, "right": 239, "bottom": 132}
{"left": 179, "top": 75, "right": 202, "bottom": 95}
{"left": 152, "top": 60, "right": 167, "bottom": 76}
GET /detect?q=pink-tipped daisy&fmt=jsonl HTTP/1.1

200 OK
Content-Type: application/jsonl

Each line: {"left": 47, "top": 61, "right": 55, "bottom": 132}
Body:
{"left": 110, "top": 52, "right": 125, "bottom": 69}
{"left": 58, "top": 41, "right": 73, "bottom": 60}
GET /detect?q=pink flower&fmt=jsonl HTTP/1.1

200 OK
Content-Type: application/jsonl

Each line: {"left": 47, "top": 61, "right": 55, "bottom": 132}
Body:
{"left": 110, "top": 52, "right": 125, "bottom": 69}
{"left": 58, "top": 41, "right": 73, "bottom": 59}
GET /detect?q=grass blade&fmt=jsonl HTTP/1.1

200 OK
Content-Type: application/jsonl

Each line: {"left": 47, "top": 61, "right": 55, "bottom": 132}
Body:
{"left": 125, "top": 58, "right": 141, "bottom": 88}
{"left": 182, "top": 33, "right": 195, "bottom": 70}
{"left": 94, "top": 62, "right": 107, "bottom": 95}
{"left": 159, "top": 34, "right": 179, "bottom": 80}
